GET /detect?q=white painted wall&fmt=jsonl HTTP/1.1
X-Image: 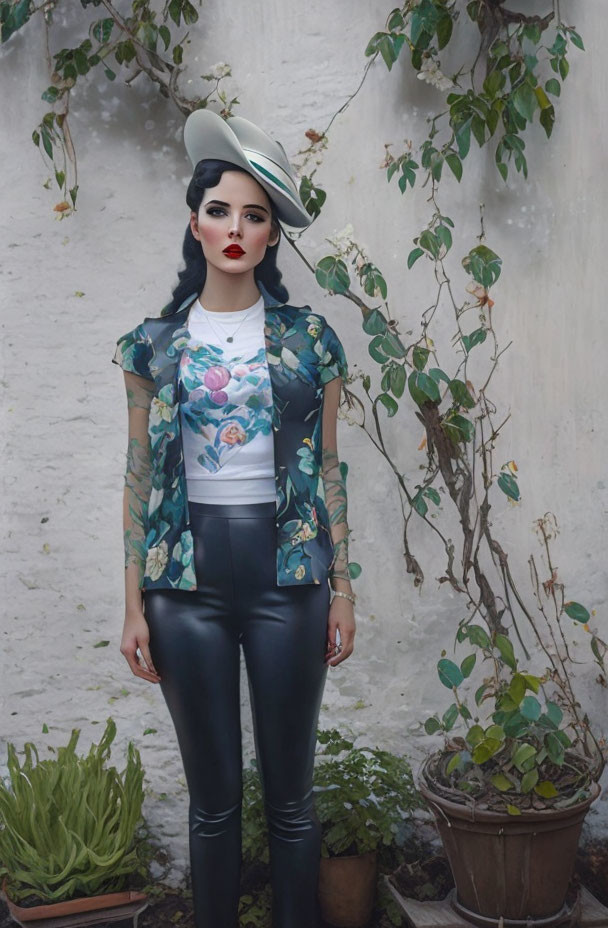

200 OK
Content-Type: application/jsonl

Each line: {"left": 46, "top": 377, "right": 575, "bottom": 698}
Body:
{"left": 2, "top": 0, "right": 606, "bottom": 884}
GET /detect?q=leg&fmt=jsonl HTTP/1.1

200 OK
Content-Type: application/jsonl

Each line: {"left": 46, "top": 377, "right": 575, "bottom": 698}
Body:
{"left": 144, "top": 511, "right": 242, "bottom": 928}
{"left": 234, "top": 516, "right": 330, "bottom": 928}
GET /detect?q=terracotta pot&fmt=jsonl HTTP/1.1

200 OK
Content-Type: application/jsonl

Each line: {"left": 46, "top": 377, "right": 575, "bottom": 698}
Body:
{"left": 317, "top": 849, "right": 377, "bottom": 927}
{"left": 418, "top": 764, "right": 601, "bottom": 928}
{"left": 1, "top": 876, "right": 148, "bottom": 927}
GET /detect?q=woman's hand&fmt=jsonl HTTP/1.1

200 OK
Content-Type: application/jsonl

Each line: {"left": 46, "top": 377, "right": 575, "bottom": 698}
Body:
{"left": 120, "top": 608, "right": 162, "bottom": 683}
{"left": 325, "top": 596, "right": 356, "bottom": 667}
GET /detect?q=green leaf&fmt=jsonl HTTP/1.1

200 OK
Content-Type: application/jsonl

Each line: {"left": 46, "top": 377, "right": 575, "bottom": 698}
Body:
{"left": 437, "top": 659, "right": 464, "bottom": 689}
{"left": 413, "top": 346, "right": 430, "bottom": 371}
{"left": 424, "top": 487, "right": 441, "bottom": 506}
{"left": 448, "top": 379, "right": 475, "bottom": 409}
{"left": 545, "top": 78, "right": 561, "bottom": 97}
{"left": 564, "top": 601, "right": 590, "bottom": 623}
{"left": 534, "top": 779, "right": 559, "bottom": 798}
{"left": 460, "top": 654, "right": 476, "bottom": 678}
{"left": 568, "top": 29, "right": 584, "bottom": 51}
{"left": 445, "top": 152, "right": 462, "bottom": 181}
{"left": 545, "top": 732, "right": 565, "bottom": 766}
{"left": 428, "top": 367, "right": 451, "bottom": 385}
{"left": 503, "top": 712, "right": 528, "bottom": 739}
{"left": 495, "top": 634, "right": 517, "bottom": 671}
{"left": 446, "top": 752, "right": 461, "bottom": 775}
{"left": 390, "top": 364, "right": 406, "bottom": 398}
{"left": 485, "top": 724, "right": 505, "bottom": 742}
{"left": 408, "top": 371, "right": 441, "bottom": 406}
{"left": 461, "top": 328, "right": 487, "bottom": 353}
{"left": 92, "top": 17, "right": 114, "bottom": 43}
{"left": 512, "top": 743, "right": 536, "bottom": 773}
{"left": 545, "top": 701, "right": 563, "bottom": 727}
{"left": 522, "top": 673, "right": 540, "bottom": 693}
{"left": 442, "top": 703, "right": 459, "bottom": 731}
{"left": 315, "top": 256, "right": 350, "bottom": 294}
{"left": 363, "top": 308, "right": 388, "bottom": 336}
{"left": 506, "top": 803, "right": 522, "bottom": 815}
{"left": 508, "top": 674, "right": 527, "bottom": 706}
{"left": 521, "top": 768, "right": 539, "bottom": 793}
{"left": 0, "top": 0, "right": 32, "bottom": 42}
{"left": 378, "top": 393, "right": 398, "bottom": 417}
{"left": 513, "top": 83, "right": 537, "bottom": 123}
{"left": 462, "top": 245, "right": 502, "bottom": 288}
{"left": 369, "top": 335, "right": 389, "bottom": 364}
{"left": 40, "top": 126, "right": 54, "bottom": 160}
{"left": 424, "top": 716, "right": 442, "bottom": 735}
{"left": 474, "top": 683, "right": 489, "bottom": 706}
{"left": 466, "top": 725, "right": 484, "bottom": 747}
{"left": 466, "top": 625, "right": 491, "bottom": 649}
{"left": 491, "top": 772, "right": 514, "bottom": 792}
{"left": 41, "top": 86, "right": 60, "bottom": 103}
{"left": 498, "top": 471, "right": 520, "bottom": 501}
{"left": 472, "top": 738, "right": 502, "bottom": 764}
{"left": 407, "top": 247, "right": 425, "bottom": 269}
{"left": 520, "top": 695, "right": 541, "bottom": 721}
{"left": 442, "top": 413, "right": 474, "bottom": 444}
{"left": 454, "top": 117, "right": 472, "bottom": 159}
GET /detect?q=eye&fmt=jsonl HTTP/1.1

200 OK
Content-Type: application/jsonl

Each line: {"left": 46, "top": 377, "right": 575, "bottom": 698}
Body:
{"left": 204, "top": 207, "right": 265, "bottom": 222}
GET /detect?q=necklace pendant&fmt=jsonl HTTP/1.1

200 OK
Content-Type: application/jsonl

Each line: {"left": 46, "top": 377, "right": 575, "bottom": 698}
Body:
{"left": 226, "top": 336, "right": 234, "bottom": 343}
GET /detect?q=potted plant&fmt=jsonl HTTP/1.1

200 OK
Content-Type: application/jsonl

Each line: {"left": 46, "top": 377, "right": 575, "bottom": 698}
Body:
{"left": 313, "top": 728, "right": 425, "bottom": 928}
{"left": 0, "top": 717, "right": 149, "bottom": 927}
{"left": 412, "top": 510, "right": 606, "bottom": 926}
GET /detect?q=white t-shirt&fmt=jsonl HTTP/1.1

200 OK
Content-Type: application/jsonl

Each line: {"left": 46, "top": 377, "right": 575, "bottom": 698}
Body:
{"left": 178, "top": 293, "right": 277, "bottom": 504}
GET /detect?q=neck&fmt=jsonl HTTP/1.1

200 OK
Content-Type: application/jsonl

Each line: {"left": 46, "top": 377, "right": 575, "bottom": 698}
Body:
{"left": 198, "top": 268, "right": 262, "bottom": 313}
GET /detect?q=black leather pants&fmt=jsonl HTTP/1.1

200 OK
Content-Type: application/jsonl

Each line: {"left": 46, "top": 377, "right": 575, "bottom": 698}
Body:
{"left": 143, "top": 500, "right": 330, "bottom": 928}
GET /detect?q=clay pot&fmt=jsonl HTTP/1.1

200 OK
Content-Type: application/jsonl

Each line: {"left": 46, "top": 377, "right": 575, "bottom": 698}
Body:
{"left": 317, "top": 849, "right": 377, "bottom": 927}
{"left": 1, "top": 876, "right": 148, "bottom": 927}
{"left": 418, "top": 762, "right": 601, "bottom": 928}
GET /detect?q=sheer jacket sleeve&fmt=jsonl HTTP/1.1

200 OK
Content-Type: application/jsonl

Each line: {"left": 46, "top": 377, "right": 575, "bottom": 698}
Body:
{"left": 318, "top": 321, "right": 353, "bottom": 584}
{"left": 112, "top": 325, "right": 155, "bottom": 589}
{"left": 121, "top": 371, "right": 155, "bottom": 587}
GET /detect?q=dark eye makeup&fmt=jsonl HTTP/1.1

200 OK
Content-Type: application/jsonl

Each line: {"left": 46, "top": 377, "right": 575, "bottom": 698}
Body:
{"left": 205, "top": 207, "right": 265, "bottom": 222}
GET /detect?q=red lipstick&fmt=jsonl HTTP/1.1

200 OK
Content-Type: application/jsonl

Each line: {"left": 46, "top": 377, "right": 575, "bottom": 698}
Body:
{"left": 223, "top": 244, "right": 245, "bottom": 258}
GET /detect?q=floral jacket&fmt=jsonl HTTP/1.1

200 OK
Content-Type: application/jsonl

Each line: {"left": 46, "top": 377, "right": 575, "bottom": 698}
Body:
{"left": 112, "top": 281, "right": 350, "bottom": 591}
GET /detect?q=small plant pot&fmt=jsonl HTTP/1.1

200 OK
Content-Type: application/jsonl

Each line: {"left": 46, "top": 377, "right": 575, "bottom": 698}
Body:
{"left": 418, "top": 764, "right": 601, "bottom": 928}
{"left": 317, "top": 849, "right": 377, "bottom": 928}
{"left": 1, "top": 877, "right": 149, "bottom": 928}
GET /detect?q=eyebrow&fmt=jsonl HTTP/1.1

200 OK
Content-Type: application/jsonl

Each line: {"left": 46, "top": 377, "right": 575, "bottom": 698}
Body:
{"left": 204, "top": 199, "right": 270, "bottom": 215}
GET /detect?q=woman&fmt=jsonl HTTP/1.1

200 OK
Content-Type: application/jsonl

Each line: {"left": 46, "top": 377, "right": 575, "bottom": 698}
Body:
{"left": 112, "top": 110, "right": 356, "bottom": 928}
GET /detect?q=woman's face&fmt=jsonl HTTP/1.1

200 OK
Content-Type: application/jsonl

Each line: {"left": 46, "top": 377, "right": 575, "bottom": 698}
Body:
{"left": 190, "top": 170, "right": 280, "bottom": 277}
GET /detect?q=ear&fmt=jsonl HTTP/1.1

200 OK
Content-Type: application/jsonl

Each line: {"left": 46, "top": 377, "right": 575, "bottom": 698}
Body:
{"left": 190, "top": 210, "right": 200, "bottom": 241}
{"left": 267, "top": 222, "right": 280, "bottom": 248}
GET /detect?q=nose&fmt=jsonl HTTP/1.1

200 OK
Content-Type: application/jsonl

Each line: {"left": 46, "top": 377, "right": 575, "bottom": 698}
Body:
{"left": 229, "top": 214, "right": 243, "bottom": 237}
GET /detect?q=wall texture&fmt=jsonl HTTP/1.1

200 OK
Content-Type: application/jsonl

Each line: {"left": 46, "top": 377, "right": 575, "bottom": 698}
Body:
{"left": 2, "top": 0, "right": 606, "bottom": 885}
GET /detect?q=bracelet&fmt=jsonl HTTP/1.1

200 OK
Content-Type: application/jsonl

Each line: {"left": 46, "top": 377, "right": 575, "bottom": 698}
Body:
{"left": 331, "top": 590, "right": 356, "bottom": 605}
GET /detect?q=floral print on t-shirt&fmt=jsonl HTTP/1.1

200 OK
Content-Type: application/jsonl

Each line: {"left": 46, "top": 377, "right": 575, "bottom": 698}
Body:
{"left": 178, "top": 343, "right": 273, "bottom": 472}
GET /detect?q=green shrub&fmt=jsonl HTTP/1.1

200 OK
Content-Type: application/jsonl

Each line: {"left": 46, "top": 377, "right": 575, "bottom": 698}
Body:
{"left": 314, "top": 729, "right": 426, "bottom": 857}
{"left": 0, "top": 718, "right": 145, "bottom": 903}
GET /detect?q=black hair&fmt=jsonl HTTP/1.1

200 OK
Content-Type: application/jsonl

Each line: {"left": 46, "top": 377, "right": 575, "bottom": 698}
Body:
{"left": 160, "top": 159, "right": 290, "bottom": 317}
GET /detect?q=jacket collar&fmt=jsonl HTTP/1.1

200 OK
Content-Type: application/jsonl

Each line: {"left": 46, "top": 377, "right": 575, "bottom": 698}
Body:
{"left": 153, "top": 280, "right": 288, "bottom": 391}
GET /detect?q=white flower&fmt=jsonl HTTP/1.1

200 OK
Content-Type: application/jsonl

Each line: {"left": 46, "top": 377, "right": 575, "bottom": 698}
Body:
{"left": 145, "top": 541, "right": 169, "bottom": 581}
{"left": 207, "top": 62, "right": 231, "bottom": 80}
{"left": 417, "top": 57, "right": 455, "bottom": 92}
{"left": 326, "top": 222, "right": 355, "bottom": 257}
